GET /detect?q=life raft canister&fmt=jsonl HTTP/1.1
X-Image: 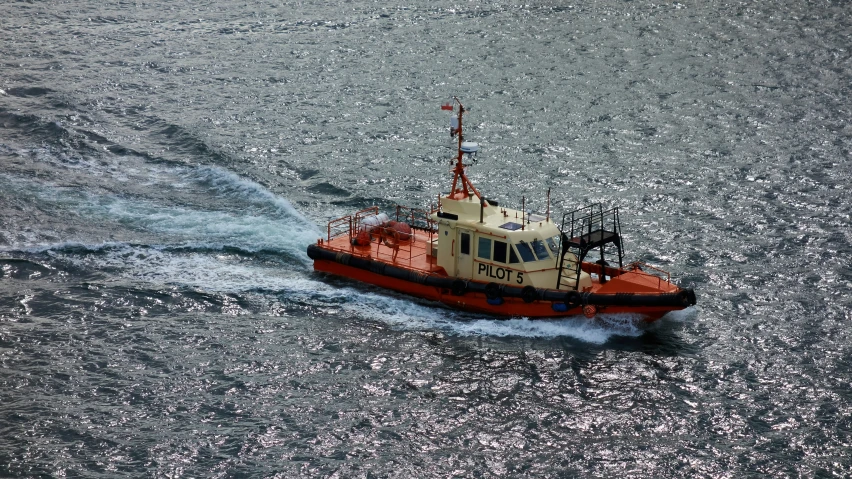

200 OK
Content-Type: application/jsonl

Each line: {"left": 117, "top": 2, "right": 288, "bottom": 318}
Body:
{"left": 388, "top": 221, "right": 412, "bottom": 242}
{"left": 351, "top": 228, "right": 372, "bottom": 247}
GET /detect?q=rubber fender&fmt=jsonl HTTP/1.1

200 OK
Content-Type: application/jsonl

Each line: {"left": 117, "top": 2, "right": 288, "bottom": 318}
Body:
{"left": 407, "top": 270, "right": 428, "bottom": 285}
{"left": 348, "top": 255, "right": 372, "bottom": 271}
{"left": 369, "top": 261, "right": 386, "bottom": 275}
{"left": 451, "top": 279, "right": 467, "bottom": 296}
{"left": 306, "top": 244, "right": 322, "bottom": 260}
{"left": 540, "top": 289, "right": 566, "bottom": 302}
{"left": 425, "top": 276, "right": 454, "bottom": 289}
{"left": 564, "top": 290, "right": 582, "bottom": 308}
{"left": 584, "top": 292, "right": 684, "bottom": 307}
{"left": 334, "top": 252, "right": 352, "bottom": 266}
{"left": 686, "top": 288, "right": 697, "bottom": 305}
{"left": 501, "top": 285, "right": 524, "bottom": 298}
{"left": 677, "top": 290, "right": 691, "bottom": 307}
{"left": 521, "top": 285, "right": 538, "bottom": 303}
{"left": 485, "top": 282, "right": 502, "bottom": 300}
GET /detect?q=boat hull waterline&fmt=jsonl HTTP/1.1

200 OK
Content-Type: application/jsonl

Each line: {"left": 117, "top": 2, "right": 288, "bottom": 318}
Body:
{"left": 307, "top": 243, "right": 695, "bottom": 321}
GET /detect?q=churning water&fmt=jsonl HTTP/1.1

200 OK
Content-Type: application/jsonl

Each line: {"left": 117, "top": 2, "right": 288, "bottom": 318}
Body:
{"left": 1, "top": 1, "right": 851, "bottom": 477}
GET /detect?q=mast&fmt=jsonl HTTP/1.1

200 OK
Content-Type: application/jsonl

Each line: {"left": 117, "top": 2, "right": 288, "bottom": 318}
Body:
{"left": 445, "top": 98, "right": 482, "bottom": 200}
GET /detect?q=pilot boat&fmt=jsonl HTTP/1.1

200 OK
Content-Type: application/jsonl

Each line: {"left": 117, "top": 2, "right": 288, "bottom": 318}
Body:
{"left": 307, "top": 98, "right": 696, "bottom": 321}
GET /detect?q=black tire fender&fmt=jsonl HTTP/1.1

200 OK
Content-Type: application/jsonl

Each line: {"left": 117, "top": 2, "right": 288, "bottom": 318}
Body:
{"left": 678, "top": 289, "right": 691, "bottom": 307}
{"left": 451, "top": 279, "right": 467, "bottom": 296}
{"left": 485, "top": 282, "right": 502, "bottom": 300}
{"left": 686, "top": 288, "right": 697, "bottom": 305}
{"left": 521, "top": 285, "right": 538, "bottom": 303}
{"left": 564, "top": 290, "right": 581, "bottom": 308}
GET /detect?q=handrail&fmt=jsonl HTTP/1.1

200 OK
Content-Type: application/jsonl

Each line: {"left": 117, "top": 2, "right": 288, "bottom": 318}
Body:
{"left": 395, "top": 205, "right": 437, "bottom": 233}
{"left": 327, "top": 215, "right": 352, "bottom": 241}
{"left": 628, "top": 262, "right": 671, "bottom": 289}
{"left": 353, "top": 206, "right": 380, "bottom": 232}
{"left": 323, "top": 205, "right": 439, "bottom": 264}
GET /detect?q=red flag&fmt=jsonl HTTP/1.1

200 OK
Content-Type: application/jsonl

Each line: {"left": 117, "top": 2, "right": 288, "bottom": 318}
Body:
{"left": 440, "top": 103, "right": 453, "bottom": 111}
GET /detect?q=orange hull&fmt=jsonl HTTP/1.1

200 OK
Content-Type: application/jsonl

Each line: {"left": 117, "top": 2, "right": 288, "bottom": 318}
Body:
{"left": 308, "top": 233, "right": 694, "bottom": 322}
{"left": 314, "top": 257, "right": 685, "bottom": 321}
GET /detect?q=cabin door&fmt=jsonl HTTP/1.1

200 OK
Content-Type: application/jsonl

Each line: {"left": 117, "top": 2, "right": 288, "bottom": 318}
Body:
{"left": 456, "top": 230, "right": 473, "bottom": 278}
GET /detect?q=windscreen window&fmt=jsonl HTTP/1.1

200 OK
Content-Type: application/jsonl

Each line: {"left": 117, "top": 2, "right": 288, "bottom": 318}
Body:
{"left": 546, "top": 235, "right": 560, "bottom": 255}
{"left": 509, "top": 246, "right": 520, "bottom": 264}
{"left": 531, "top": 239, "right": 550, "bottom": 260}
{"left": 515, "top": 242, "right": 536, "bottom": 262}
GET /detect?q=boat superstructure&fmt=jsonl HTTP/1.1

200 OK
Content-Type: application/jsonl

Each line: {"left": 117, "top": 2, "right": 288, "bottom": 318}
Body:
{"left": 307, "top": 98, "right": 696, "bottom": 320}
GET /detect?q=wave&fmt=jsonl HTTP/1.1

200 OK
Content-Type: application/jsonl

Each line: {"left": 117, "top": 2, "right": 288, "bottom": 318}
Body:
{"left": 0, "top": 153, "right": 656, "bottom": 343}
{"left": 0, "top": 102, "right": 229, "bottom": 169}
{"left": 3, "top": 238, "right": 652, "bottom": 342}
{"left": 186, "top": 166, "right": 314, "bottom": 225}
{"left": 288, "top": 280, "right": 651, "bottom": 343}
{"left": 8, "top": 241, "right": 310, "bottom": 291}
{"left": 0, "top": 165, "right": 320, "bottom": 262}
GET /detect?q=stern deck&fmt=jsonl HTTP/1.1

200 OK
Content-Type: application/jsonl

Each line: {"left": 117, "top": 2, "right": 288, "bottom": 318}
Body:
{"left": 321, "top": 206, "right": 444, "bottom": 275}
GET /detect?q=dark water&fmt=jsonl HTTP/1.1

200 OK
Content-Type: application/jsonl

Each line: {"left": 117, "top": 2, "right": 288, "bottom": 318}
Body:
{"left": 2, "top": 1, "right": 851, "bottom": 477}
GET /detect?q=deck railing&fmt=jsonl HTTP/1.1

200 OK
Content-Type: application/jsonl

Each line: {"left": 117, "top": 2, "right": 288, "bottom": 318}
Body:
{"left": 322, "top": 205, "right": 437, "bottom": 269}
{"left": 627, "top": 262, "right": 672, "bottom": 289}
{"left": 327, "top": 215, "right": 352, "bottom": 242}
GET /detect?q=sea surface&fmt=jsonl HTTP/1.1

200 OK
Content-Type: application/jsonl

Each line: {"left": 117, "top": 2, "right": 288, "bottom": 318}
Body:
{"left": 1, "top": 1, "right": 851, "bottom": 477}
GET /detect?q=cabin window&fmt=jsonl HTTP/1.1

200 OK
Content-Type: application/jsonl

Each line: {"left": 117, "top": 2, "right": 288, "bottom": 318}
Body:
{"left": 515, "top": 241, "right": 536, "bottom": 262}
{"left": 460, "top": 232, "right": 470, "bottom": 255}
{"left": 493, "top": 240, "right": 508, "bottom": 263}
{"left": 531, "top": 239, "right": 550, "bottom": 260}
{"left": 509, "top": 245, "right": 520, "bottom": 264}
{"left": 477, "top": 237, "right": 491, "bottom": 260}
{"left": 546, "top": 235, "right": 561, "bottom": 255}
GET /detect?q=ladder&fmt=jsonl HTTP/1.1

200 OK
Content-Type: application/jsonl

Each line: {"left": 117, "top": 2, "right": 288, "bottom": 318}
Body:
{"left": 556, "top": 204, "right": 624, "bottom": 290}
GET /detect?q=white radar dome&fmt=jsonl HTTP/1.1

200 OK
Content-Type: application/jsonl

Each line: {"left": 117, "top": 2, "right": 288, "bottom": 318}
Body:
{"left": 460, "top": 142, "right": 479, "bottom": 153}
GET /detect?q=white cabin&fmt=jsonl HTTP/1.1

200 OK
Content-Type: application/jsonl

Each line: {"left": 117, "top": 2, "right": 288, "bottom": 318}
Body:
{"left": 430, "top": 192, "right": 593, "bottom": 291}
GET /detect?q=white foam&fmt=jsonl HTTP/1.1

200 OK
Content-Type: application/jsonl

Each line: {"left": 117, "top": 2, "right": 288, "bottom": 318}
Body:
{"left": 12, "top": 241, "right": 322, "bottom": 297}
{"left": 453, "top": 316, "right": 643, "bottom": 343}
{"left": 325, "top": 287, "right": 646, "bottom": 342}
{"left": 1, "top": 166, "right": 652, "bottom": 343}
{"left": 1, "top": 167, "right": 321, "bottom": 263}
{"left": 189, "top": 166, "right": 314, "bottom": 225}
{"left": 659, "top": 306, "right": 698, "bottom": 323}
{"left": 100, "top": 199, "right": 318, "bottom": 261}
{"left": 15, "top": 239, "right": 649, "bottom": 343}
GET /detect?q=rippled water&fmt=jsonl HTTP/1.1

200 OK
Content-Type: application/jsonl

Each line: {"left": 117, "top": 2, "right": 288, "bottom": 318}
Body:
{"left": 2, "top": 1, "right": 851, "bottom": 477}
